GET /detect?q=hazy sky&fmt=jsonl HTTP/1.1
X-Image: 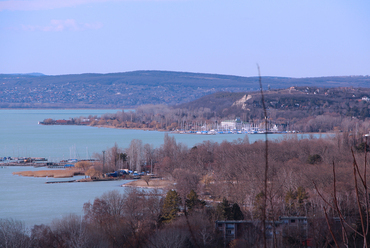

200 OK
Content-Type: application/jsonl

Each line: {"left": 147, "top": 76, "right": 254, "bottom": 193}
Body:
{"left": 0, "top": 0, "right": 369, "bottom": 77}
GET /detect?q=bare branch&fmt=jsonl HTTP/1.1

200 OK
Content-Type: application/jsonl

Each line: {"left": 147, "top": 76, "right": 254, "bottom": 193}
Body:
{"left": 323, "top": 206, "right": 340, "bottom": 248}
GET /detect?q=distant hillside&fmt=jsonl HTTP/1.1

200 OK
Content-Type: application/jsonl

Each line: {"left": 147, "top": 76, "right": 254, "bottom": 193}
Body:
{"left": 0, "top": 70, "right": 369, "bottom": 108}
{"left": 178, "top": 86, "right": 370, "bottom": 122}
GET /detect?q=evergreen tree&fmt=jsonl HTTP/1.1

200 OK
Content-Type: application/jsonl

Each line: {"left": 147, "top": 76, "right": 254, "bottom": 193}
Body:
{"left": 217, "top": 198, "right": 232, "bottom": 220}
{"left": 185, "top": 189, "right": 205, "bottom": 212}
{"left": 161, "top": 190, "right": 181, "bottom": 223}
{"left": 231, "top": 203, "right": 244, "bottom": 220}
{"left": 253, "top": 191, "right": 265, "bottom": 219}
{"left": 216, "top": 198, "right": 244, "bottom": 220}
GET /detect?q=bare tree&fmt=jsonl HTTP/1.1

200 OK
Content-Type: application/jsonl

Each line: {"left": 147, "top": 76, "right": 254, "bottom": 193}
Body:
{"left": 146, "top": 227, "right": 190, "bottom": 248}
{"left": 142, "top": 175, "right": 151, "bottom": 186}
{"left": 173, "top": 168, "right": 200, "bottom": 201}
{"left": 0, "top": 219, "right": 30, "bottom": 248}
{"left": 314, "top": 148, "right": 370, "bottom": 248}
{"left": 144, "top": 143, "right": 155, "bottom": 173}
{"left": 126, "top": 139, "right": 143, "bottom": 172}
{"left": 50, "top": 214, "right": 90, "bottom": 248}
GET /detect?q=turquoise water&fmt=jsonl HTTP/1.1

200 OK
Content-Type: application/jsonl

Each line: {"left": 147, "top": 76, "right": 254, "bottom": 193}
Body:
{"left": 0, "top": 109, "right": 329, "bottom": 227}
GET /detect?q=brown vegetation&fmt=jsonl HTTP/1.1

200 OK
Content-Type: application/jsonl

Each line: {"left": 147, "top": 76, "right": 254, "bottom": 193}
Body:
{"left": 123, "top": 178, "right": 173, "bottom": 188}
{"left": 43, "top": 87, "right": 370, "bottom": 134}
{"left": 5, "top": 132, "right": 370, "bottom": 247}
{"left": 13, "top": 169, "right": 82, "bottom": 178}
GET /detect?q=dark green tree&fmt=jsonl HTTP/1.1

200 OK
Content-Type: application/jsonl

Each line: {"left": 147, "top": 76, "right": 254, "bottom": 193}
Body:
{"left": 216, "top": 198, "right": 231, "bottom": 220}
{"left": 119, "top": 153, "right": 127, "bottom": 162}
{"left": 161, "top": 190, "right": 181, "bottom": 223}
{"left": 185, "top": 189, "right": 205, "bottom": 212}
{"left": 231, "top": 203, "right": 244, "bottom": 220}
{"left": 216, "top": 198, "right": 244, "bottom": 220}
{"left": 307, "top": 154, "right": 322, "bottom": 164}
{"left": 355, "top": 142, "right": 370, "bottom": 152}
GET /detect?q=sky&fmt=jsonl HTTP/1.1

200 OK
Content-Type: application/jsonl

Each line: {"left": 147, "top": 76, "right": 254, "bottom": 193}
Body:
{"left": 0, "top": 0, "right": 369, "bottom": 77}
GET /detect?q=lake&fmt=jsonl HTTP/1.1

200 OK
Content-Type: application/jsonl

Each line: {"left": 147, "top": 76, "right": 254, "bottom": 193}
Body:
{"left": 0, "top": 109, "right": 310, "bottom": 162}
{"left": 0, "top": 109, "right": 329, "bottom": 227}
{"left": 0, "top": 166, "right": 133, "bottom": 227}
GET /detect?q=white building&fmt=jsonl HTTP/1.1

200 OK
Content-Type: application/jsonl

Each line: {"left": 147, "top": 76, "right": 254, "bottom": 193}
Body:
{"left": 220, "top": 117, "right": 251, "bottom": 131}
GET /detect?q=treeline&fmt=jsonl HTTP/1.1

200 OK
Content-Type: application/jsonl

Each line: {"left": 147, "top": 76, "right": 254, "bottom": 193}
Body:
{"left": 57, "top": 86, "right": 370, "bottom": 132}
{"left": 0, "top": 188, "right": 222, "bottom": 248}
{"left": 88, "top": 132, "right": 370, "bottom": 246}
{"left": 3, "top": 132, "right": 370, "bottom": 247}
{"left": 77, "top": 105, "right": 218, "bottom": 131}
{"left": 97, "top": 132, "right": 370, "bottom": 206}
{"left": 67, "top": 106, "right": 370, "bottom": 133}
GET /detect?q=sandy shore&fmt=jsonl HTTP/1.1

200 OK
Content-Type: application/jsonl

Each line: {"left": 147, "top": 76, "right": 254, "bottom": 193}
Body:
{"left": 122, "top": 178, "right": 173, "bottom": 188}
{"left": 13, "top": 169, "right": 82, "bottom": 178}
{"left": 12, "top": 169, "right": 172, "bottom": 189}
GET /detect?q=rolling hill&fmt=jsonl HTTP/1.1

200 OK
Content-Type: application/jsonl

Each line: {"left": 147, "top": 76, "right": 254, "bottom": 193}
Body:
{"left": 1, "top": 70, "right": 369, "bottom": 108}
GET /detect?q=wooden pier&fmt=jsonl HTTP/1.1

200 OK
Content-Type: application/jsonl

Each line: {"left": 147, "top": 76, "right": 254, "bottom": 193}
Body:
{"left": 46, "top": 180, "right": 76, "bottom": 184}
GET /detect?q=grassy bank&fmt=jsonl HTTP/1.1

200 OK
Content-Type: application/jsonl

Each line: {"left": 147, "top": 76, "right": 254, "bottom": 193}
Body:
{"left": 122, "top": 178, "right": 173, "bottom": 188}
{"left": 13, "top": 169, "right": 82, "bottom": 178}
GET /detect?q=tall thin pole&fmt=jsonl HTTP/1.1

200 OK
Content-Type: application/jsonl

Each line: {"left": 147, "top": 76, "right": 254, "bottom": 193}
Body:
{"left": 258, "top": 65, "right": 268, "bottom": 248}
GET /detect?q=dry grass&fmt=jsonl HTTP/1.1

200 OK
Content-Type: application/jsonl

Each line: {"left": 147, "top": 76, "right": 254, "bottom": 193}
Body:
{"left": 13, "top": 169, "right": 81, "bottom": 178}
{"left": 122, "top": 178, "right": 173, "bottom": 188}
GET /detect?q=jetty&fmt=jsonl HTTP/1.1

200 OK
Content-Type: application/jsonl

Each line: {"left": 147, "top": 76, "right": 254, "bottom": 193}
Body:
{"left": 46, "top": 180, "right": 76, "bottom": 184}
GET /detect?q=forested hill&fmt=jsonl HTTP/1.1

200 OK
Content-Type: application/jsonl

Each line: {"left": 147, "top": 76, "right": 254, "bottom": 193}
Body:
{"left": 0, "top": 70, "right": 369, "bottom": 108}
{"left": 177, "top": 86, "right": 370, "bottom": 123}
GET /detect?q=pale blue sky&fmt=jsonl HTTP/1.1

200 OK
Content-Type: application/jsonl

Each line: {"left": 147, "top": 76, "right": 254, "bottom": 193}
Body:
{"left": 0, "top": 0, "right": 369, "bottom": 77}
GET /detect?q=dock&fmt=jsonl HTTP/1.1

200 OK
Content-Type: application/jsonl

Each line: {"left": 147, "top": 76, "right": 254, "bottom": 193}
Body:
{"left": 46, "top": 180, "right": 76, "bottom": 184}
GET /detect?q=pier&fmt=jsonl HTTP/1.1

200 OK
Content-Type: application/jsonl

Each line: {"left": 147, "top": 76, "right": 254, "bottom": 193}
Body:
{"left": 46, "top": 180, "right": 76, "bottom": 184}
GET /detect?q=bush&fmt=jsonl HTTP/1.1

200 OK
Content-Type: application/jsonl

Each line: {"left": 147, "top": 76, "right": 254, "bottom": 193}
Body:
{"left": 307, "top": 154, "right": 322, "bottom": 164}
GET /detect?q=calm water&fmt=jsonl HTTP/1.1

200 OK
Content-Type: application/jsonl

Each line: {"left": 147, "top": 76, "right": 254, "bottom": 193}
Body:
{"left": 0, "top": 109, "right": 306, "bottom": 161}
{"left": 0, "top": 109, "right": 327, "bottom": 227}
{"left": 0, "top": 166, "right": 132, "bottom": 227}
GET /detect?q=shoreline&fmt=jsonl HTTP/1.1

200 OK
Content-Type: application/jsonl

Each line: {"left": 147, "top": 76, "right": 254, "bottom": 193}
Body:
{"left": 39, "top": 122, "right": 338, "bottom": 135}
{"left": 10, "top": 168, "right": 171, "bottom": 189}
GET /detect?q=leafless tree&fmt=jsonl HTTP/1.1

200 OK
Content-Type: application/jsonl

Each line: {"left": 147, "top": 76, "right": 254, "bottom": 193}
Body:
{"left": 144, "top": 143, "right": 155, "bottom": 173}
{"left": 0, "top": 219, "right": 30, "bottom": 248}
{"left": 126, "top": 139, "right": 144, "bottom": 172}
{"left": 50, "top": 214, "right": 90, "bottom": 248}
{"left": 173, "top": 168, "right": 200, "bottom": 201}
{"left": 146, "top": 227, "right": 190, "bottom": 248}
